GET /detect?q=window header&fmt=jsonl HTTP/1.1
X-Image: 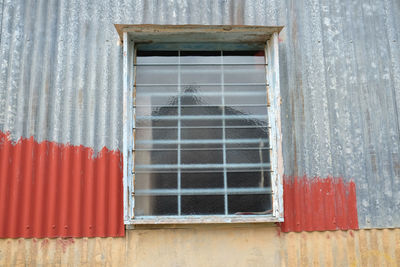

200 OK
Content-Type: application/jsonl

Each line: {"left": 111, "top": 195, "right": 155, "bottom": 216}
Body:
{"left": 114, "top": 24, "right": 283, "bottom": 44}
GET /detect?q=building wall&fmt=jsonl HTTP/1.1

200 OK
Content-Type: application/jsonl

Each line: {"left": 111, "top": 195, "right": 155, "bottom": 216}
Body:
{"left": 1, "top": 227, "right": 400, "bottom": 266}
{"left": 0, "top": 0, "right": 400, "bottom": 238}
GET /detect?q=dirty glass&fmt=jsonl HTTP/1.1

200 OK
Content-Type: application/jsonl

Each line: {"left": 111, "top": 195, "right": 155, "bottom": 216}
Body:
{"left": 134, "top": 48, "right": 272, "bottom": 217}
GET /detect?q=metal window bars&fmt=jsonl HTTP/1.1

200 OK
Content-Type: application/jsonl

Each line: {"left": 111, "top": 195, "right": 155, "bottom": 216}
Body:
{"left": 132, "top": 49, "right": 273, "bottom": 217}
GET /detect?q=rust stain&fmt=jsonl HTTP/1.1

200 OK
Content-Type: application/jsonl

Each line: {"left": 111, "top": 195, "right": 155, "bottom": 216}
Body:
{"left": 57, "top": 238, "right": 75, "bottom": 253}
{"left": 281, "top": 176, "right": 359, "bottom": 232}
{"left": 40, "top": 239, "right": 49, "bottom": 249}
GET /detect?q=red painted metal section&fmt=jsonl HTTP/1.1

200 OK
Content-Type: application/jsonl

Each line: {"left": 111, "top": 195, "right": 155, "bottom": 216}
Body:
{"left": 280, "top": 176, "right": 359, "bottom": 232}
{"left": 0, "top": 131, "right": 124, "bottom": 238}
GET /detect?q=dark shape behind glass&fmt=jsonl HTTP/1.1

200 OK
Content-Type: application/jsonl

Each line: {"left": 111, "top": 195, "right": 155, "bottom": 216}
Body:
{"left": 136, "top": 49, "right": 272, "bottom": 216}
{"left": 151, "top": 87, "right": 271, "bottom": 215}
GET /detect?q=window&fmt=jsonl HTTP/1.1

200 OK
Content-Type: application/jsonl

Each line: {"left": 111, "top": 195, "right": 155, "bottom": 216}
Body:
{"left": 119, "top": 25, "right": 283, "bottom": 224}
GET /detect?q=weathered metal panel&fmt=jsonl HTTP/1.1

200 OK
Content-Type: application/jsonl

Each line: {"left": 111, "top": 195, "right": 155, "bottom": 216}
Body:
{"left": 0, "top": 0, "right": 3, "bottom": 44}
{"left": 267, "top": 32, "right": 284, "bottom": 220}
{"left": 0, "top": 131, "right": 124, "bottom": 238}
{"left": 281, "top": 176, "right": 358, "bottom": 232}
{"left": 277, "top": 0, "right": 400, "bottom": 229}
{"left": 1, "top": 227, "right": 399, "bottom": 266}
{"left": 0, "top": 0, "right": 399, "bottom": 236}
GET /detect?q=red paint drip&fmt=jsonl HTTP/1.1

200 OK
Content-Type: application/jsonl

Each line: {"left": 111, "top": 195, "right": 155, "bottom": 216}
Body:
{"left": 280, "top": 176, "right": 358, "bottom": 232}
{"left": 0, "top": 131, "right": 124, "bottom": 238}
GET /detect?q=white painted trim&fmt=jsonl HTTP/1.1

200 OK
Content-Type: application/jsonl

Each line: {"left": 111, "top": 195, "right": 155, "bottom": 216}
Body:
{"left": 123, "top": 33, "right": 135, "bottom": 223}
{"left": 267, "top": 33, "right": 284, "bottom": 221}
{"left": 128, "top": 215, "right": 278, "bottom": 225}
{"left": 123, "top": 30, "right": 284, "bottom": 224}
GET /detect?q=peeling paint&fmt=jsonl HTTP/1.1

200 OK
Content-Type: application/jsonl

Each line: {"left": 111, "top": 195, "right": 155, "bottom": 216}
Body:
{"left": 280, "top": 176, "right": 359, "bottom": 232}
{"left": 1, "top": 227, "right": 399, "bottom": 266}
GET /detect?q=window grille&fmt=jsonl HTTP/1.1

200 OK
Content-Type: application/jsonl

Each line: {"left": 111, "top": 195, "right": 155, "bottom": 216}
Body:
{"left": 133, "top": 48, "right": 273, "bottom": 217}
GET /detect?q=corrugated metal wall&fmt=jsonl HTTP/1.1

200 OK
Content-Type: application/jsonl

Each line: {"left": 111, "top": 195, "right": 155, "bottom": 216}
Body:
{"left": 0, "top": 0, "right": 399, "bottom": 233}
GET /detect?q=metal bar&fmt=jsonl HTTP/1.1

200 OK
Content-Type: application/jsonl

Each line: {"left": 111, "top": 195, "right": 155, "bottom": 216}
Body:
{"left": 177, "top": 50, "right": 182, "bottom": 216}
{"left": 135, "top": 169, "right": 274, "bottom": 174}
{"left": 135, "top": 163, "right": 271, "bottom": 170}
{"left": 135, "top": 63, "right": 267, "bottom": 66}
{"left": 135, "top": 104, "right": 268, "bottom": 108}
{"left": 136, "top": 114, "right": 268, "bottom": 121}
{"left": 131, "top": 44, "right": 137, "bottom": 219}
{"left": 135, "top": 187, "right": 272, "bottom": 196}
{"left": 221, "top": 50, "right": 228, "bottom": 215}
{"left": 136, "top": 125, "right": 269, "bottom": 129}
{"left": 136, "top": 138, "right": 269, "bottom": 145}
{"left": 135, "top": 147, "right": 272, "bottom": 151}
{"left": 135, "top": 83, "right": 267, "bottom": 87}
{"left": 136, "top": 91, "right": 266, "bottom": 97}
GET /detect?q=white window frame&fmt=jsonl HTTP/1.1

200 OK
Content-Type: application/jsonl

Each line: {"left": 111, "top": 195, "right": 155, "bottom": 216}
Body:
{"left": 118, "top": 25, "right": 284, "bottom": 225}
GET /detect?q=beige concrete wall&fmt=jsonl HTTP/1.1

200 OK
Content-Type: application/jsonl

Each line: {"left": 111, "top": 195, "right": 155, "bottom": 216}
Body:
{"left": 1, "top": 225, "right": 399, "bottom": 266}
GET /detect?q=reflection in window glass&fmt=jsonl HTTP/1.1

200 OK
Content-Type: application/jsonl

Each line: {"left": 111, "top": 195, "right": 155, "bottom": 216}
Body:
{"left": 134, "top": 48, "right": 272, "bottom": 217}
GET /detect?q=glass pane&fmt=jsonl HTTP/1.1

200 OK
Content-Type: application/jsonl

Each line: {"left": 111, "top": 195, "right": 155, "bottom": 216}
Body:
{"left": 227, "top": 171, "right": 271, "bottom": 188}
{"left": 181, "top": 118, "right": 222, "bottom": 128}
{"left": 181, "top": 149, "right": 223, "bottom": 164}
{"left": 136, "top": 128, "right": 178, "bottom": 150}
{"left": 136, "top": 86, "right": 179, "bottom": 107}
{"left": 181, "top": 172, "right": 224, "bottom": 188}
{"left": 223, "top": 65, "right": 265, "bottom": 83}
{"left": 136, "top": 117, "right": 178, "bottom": 128}
{"left": 136, "top": 150, "right": 178, "bottom": 165}
{"left": 135, "top": 196, "right": 178, "bottom": 216}
{"left": 225, "top": 127, "right": 268, "bottom": 140}
{"left": 136, "top": 50, "right": 179, "bottom": 64}
{"left": 225, "top": 118, "right": 268, "bottom": 130}
{"left": 181, "top": 144, "right": 223, "bottom": 151}
{"left": 181, "top": 66, "right": 221, "bottom": 84}
{"left": 228, "top": 194, "right": 272, "bottom": 215}
{"left": 180, "top": 51, "right": 221, "bottom": 64}
{"left": 181, "top": 128, "right": 222, "bottom": 140}
{"left": 223, "top": 50, "right": 265, "bottom": 64}
{"left": 224, "top": 85, "right": 266, "bottom": 103}
{"left": 181, "top": 106, "right": 222, "bottom": 116}
{"left": 226, "top": 148, "right": 269, "bottom": 164}
{"left": 136, "top": 128, "right": 177, "bottom": 141}
{"left": 136, "top": 107, "right": 177, "bottom": 117}
{"left": 181, "top": 85, "right": 222, "bottom": 105}
{"left": 136, "top": 173, "right": 177, "bottom": 189}
{"left": 225, "top": 106, "right": 268, "bottom": 117}
{"left": 136, "top": 66, "right": 178, "bottom": 85}
{"left": 181, "top": 195, "right": 224, "bottom": 215}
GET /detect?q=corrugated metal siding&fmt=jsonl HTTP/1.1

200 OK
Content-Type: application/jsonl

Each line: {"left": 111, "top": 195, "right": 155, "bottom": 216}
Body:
{"left": 278, "top": 0, "right": 400, "bottom": 229}
{"left": 1, "top": 228, "right": 399, "bottom": 266}
{"left": 0, "top": 0, "right": 399, "bottom": 233}
{"left": 0, "top": 131, "right": 124, "bottom": 238}
{"left": 281, "top": 176, "right": 358, "bottom": 232}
